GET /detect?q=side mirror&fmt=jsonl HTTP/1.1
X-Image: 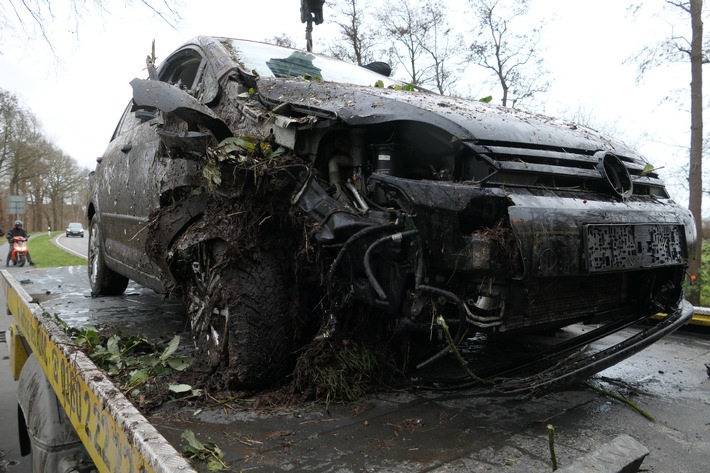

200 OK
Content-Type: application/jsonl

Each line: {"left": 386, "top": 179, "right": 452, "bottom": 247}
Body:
{"left": 363, "top": 62, "right": 392, "bottom": 77}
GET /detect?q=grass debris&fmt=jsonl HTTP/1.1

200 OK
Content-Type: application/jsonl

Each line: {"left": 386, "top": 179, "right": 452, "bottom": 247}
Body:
{"left": 291, "top": 338, "right": 386, "bottom": 403}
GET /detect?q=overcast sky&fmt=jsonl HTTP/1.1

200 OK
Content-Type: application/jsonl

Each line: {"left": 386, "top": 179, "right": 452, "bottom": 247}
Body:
{"left": 0, "top": 0, "right": 694, "bottom": 204}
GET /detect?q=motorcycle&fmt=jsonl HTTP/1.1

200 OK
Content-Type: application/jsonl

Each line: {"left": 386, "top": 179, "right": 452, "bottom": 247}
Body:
{"left": 9, "top": 235, "right": 30, "bottom": 267}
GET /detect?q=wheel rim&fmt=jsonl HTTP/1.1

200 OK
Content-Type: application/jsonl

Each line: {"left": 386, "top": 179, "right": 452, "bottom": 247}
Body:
{"left": 89, "top": 222, "right": 100, "bottom": 286}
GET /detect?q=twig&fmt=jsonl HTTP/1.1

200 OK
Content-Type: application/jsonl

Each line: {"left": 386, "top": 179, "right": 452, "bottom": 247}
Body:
{"left": 547, "top": 424, "right": 558, "bottom": 471}
{"left": 584, "top": 381, "right": 656, "bottom": 422}
{"left": 437, "top": 315, "right": 491, "bottom": 384}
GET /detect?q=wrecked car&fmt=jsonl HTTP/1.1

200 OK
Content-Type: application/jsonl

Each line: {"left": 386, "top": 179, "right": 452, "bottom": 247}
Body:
{"left": 87, "top": 36, "right": 695, "bottom": 393}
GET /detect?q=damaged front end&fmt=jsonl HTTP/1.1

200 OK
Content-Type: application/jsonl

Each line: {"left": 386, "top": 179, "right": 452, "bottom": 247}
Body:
{"left": 113, "top": 37, "right": 695, "bottom": 394}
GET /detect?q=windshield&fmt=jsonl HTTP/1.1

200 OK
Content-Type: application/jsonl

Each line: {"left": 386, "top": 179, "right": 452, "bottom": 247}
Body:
{"left": 221, "top": 38, "right": 402, "bottom": 89}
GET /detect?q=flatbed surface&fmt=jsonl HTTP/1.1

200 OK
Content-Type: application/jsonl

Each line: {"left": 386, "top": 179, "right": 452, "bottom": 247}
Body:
{"left": 16, "top": 266, "right": 710, "bottom": 472}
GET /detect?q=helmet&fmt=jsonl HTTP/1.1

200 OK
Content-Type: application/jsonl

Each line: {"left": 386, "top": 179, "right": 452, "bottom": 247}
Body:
{"left": 14, "top": 220, "right": 22, "bottom": 228}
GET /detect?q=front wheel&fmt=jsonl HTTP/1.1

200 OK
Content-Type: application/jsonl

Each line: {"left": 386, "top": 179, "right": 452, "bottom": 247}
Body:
{"left": 88, "top": 217, "right": 129, "bottom": 296}
{"left": 186, "top": 244, "right": 301, "bottom": 388}
{"left": 17, "top": 254, "right": 26, "bottom": 267}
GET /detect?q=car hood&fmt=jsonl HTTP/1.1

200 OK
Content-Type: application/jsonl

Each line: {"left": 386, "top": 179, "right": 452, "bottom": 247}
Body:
{"left": 257, "top": 77, "right": 641, "bottom": 159}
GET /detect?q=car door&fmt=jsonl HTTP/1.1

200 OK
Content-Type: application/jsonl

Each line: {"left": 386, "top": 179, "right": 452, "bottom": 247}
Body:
{"left": 97, "top": 46, "right": 215, "bottom": 291}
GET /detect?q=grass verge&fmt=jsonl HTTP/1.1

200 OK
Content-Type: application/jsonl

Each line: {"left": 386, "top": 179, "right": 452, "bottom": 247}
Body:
{"left": 23, "top": 231, "right": 86, "bottom": 268}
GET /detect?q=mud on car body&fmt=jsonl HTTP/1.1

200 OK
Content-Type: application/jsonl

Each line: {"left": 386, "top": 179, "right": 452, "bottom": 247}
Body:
{"left": 87, "top": 36, "right": 695, "bottom": 392}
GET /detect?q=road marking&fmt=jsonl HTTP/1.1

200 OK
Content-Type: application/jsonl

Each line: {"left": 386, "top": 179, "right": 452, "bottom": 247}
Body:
{"left": 53, "top": 234, "right": 88, "bottom": 259}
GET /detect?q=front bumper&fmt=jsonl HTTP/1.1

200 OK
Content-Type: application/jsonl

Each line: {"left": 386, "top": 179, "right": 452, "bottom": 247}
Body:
{"left": 493, "top": 298, "right": 694, "bottom": 395}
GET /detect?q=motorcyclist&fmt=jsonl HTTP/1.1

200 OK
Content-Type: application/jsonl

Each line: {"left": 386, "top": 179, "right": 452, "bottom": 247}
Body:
{"left": 6, "top": 220, "right": 34, "bottom": 266}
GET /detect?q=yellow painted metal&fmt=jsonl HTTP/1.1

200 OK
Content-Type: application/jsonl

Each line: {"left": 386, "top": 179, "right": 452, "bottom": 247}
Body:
{"left": 0, "top": 270, "right": 196, "bottom": 473}
{"left": 8, "top": 323, "right": 28, "bottom": 381}
{"left": 689, "top": 313, "right": 710, "bottom": 326}
{"left": 3, "top": 276, "right": 156, "bottom": 473}
{"left": 653, "top": 312, "right": 710, "bottom": 327}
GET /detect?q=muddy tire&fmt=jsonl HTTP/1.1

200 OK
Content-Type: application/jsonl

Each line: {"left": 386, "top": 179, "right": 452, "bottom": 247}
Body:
{"left": 88, "top": 217, "right": 129, "bottom": 296}
{"left": 187, "top": 244, "right": 300, "bottom": 388}
{"left": 17, "top": 254, "right": 25, "bottom": 267}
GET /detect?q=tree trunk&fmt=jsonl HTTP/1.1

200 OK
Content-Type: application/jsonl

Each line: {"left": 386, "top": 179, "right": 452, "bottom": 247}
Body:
{"left": 687, "top": 0, "right": 703, "bottom": 304}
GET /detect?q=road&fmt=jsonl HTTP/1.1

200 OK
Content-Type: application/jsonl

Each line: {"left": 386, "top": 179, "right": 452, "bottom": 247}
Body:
{"left": 51, "top": 233, "right": 88, "bottom": 260}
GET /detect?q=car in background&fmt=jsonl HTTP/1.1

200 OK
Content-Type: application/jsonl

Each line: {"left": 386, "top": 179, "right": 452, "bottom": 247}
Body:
{"left": 87, "top": 36, "right": 695, "bottom": 392}
{"left": 66, "top": 222, "right": 84, "bottom": 238}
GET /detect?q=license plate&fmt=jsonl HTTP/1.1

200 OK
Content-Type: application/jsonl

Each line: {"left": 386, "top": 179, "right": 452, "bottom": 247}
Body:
{"left": 585, "top": 224, "right": 685, "bottom": 272}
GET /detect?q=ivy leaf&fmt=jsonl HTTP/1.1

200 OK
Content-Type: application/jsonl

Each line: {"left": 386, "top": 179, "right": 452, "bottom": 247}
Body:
{"left": 375, "top": 80, "right": 384, "bottom": 88}
{"left": 479, "top": 95, "right": 493, "bottom": 103}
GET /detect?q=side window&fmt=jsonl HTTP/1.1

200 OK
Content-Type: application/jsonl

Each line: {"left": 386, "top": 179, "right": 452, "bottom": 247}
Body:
{"left": 158, "top": 48, "right": 219, "bottom": 104}
{"left": 110, "top": 102, "right": 140, "bottom": 142}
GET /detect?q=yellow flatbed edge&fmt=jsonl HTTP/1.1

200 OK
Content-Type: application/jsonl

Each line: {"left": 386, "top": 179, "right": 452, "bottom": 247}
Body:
{"left": 653, "top": 307, "right": 710, "bottom": 327}
{"left": 0, "top": 270, "right": 196, "bottom": 473}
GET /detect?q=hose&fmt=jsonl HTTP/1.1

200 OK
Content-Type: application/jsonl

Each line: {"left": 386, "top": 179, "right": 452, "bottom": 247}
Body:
{"left": 364, "top": 229, "right": 419, "bottom": 301}
{"left": 327, "top": 222, "right": 397, "bottom": 282}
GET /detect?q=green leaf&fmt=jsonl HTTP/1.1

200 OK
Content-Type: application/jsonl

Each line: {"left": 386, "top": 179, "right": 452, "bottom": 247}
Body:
{"left": 207, "top": 458, "right": 225, "bottom": 471}
{"left": 641, "top": 163, "right": 655, "bottom": 175}
{"left": 203, "top": 160, "right": 222, "bottom": 191}
{"left": 479, "top": 95, "right": 493, "bottom": 103}
{"left": 128, "top": 369, "right": 149, "bottom": 387}
{"left": 106, "top": 335, "right": 121, "bottom": 356}
{"left": 266, "top": 147, "right": 286, "bottom": 160}
{"left": 404, "top": 84, "right": 415, "bottom": 91}
{"left": 181, "top": 430, "right": 204, "bottom": 450}
{"left": 169, "top": 384, "right": 193, "bottom": 393}
{"left": 167, "top": 356, "right": 194, "bottom": 371}
{"left": 160, "top": 335, "right": 180, "bottom": 361}
{"left": 139, "top": 354, "right": 160, "bottom": 367}
{"left": 182, "top": 445, "right": 200, "bottom": 455}
{"left": 375, "top": 80, "right": 384, "bottom": 88}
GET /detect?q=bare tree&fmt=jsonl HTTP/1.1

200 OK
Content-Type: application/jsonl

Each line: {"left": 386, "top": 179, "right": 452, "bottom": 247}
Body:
{"left": 4, "top": 108, "right": 44, "bottom": 196}
{"left": 467, "top": 0, "right": 549, "bottom": 108}
{"left": 266, "top": 34, "right": 298, "bottom": 49}
{"left": 418, "top": 0, "right": 464, "bottom": 95}
{"left": 1, "top": 88, "right": 89, "bottom": 230}
{"left": 629, "top": 0, "right": 705, "bottom": 302}
{"left": 1, "top": 0, "right": 182, "bottom": 56}
{"left": 376, "top": 0, "right": 463, "bottom": 92}
{"left": 376, "top": 0, "right": 436, "bottom": 86}
{"left": 328, "top": 0, "right": 379, "bottom": 65}
{"left": 38, "top": 146, "right": 88, "bottom": 229}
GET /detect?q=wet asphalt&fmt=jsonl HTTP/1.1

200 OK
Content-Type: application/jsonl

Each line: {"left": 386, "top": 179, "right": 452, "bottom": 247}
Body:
{"left": 0, "top": 237, "right": 708, "bottom": 471}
